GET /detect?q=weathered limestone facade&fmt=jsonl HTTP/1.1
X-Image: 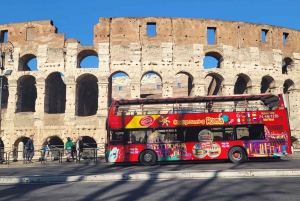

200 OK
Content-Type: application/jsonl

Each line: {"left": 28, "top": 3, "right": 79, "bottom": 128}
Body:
{"left": 0, "top": 17, "right": 300, "bottom": 152}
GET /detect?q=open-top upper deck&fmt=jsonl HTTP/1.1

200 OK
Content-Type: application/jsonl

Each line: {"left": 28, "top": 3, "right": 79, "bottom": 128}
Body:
{"left": 115, "top": 94, "right": 279, "bottom": 106}
{"left": 110, "top": 94, "right": 282, "bottom": 117}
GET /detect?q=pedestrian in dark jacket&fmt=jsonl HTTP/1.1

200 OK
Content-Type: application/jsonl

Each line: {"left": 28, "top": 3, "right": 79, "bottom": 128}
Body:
{"left": 0, "top": 137, "right": 3, "bottom": 163}
{"left": 26, "top": 135, "right": 34, "bottom": 163}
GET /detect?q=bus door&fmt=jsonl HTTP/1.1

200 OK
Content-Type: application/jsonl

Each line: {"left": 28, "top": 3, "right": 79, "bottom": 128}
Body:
{"left": 106, "top": 130, "right": 127, "bottom": 162}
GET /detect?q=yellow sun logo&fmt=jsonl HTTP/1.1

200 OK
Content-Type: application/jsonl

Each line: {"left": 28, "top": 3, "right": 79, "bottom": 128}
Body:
{"left": 159, "top": 116, "right": 170, "bottom": 126}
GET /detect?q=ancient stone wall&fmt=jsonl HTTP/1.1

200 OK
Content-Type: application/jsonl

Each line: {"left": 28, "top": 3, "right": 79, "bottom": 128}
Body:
{"left": 0, "top": 17, "right": 300, "bottom": 153}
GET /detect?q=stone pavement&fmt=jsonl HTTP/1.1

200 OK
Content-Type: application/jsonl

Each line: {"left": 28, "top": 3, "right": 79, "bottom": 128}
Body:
{"left": 0, "top": 151, "right": 299, "bottom": 184}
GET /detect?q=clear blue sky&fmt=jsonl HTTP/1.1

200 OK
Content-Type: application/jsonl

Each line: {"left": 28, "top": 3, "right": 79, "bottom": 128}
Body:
{"left": 1, "top": 0, "right": 299, "bottom": 70}
{"left": 1, "top": 0, "right": 299, "bottom": 45}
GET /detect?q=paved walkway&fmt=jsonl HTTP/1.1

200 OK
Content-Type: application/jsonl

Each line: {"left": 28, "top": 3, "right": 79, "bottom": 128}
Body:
{"left": 0, "top": 151, "right": 299, "bottom": 184}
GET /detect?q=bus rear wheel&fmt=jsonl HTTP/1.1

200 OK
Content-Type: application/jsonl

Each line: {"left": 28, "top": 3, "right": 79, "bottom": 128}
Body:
{"left": 228, "top": 147, "right": 247, "bottom": 163}
{"left": 140, "top": 150, "right": 156, "bottom": 166}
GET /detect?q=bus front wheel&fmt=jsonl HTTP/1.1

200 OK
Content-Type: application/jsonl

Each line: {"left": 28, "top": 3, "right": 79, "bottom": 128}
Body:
{"left": 228, "top": 147, "right": 247, "bottom": 163}
{"left": 140, "top": 150, "right": 156, "bottom": 166}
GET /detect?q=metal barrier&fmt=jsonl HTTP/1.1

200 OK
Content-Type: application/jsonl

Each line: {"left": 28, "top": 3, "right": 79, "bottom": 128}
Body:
{"left": 5, "top": 149, "right": 59, "bottom": 165}
{"left": 40, "top": 149, "right": 62, "bottom": 164}
{"left": 0, "top": 151, "right": 8, "bottom": 165}
{"left": 81, "top": 148, "right": 97, "bottom": 162}
{"left": 61, "top": 145, "right": 98, "bottom": 162}
{"left": 1, "top": 143, "right": 106, "bottom": 165}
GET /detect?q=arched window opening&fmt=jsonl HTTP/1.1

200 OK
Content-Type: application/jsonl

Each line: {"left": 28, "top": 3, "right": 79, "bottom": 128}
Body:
{"left": 13, "top": 136, "right": 29, "bottom": 159}
{"left": 17, "top": 75, "right": 37, "bottom": 112}
{"left": 282, "top": 57, "right": 293, "bottom": 75}
{"left": 45, "top": 72, "right": 66, "bottom": 114}
{"left": 140, "top": 72, "right": 162, "bottom": 98}
{"left": 205, "top": 74, "right": 222, "bottom": 96}
{"left": 28, "top": 58, "right": 38, "bottom": 71}
{"left": 111, "top": 72, "right": 130, "bottom": 99}
{"left": 108, "top": 72, "right": 130, "bottom": 107}
{"left": 203, "top": 56, "right": 219, "bottom": 69}
{"left": 76, "top": 74, "right": 98, "bottom": 116}
{"left": 173, "top": 73, "right": 193, "bottom": 97}
{"left": 18, "top": 54, "right": 38, "bottom": 71}
{"left": 0, "top": 76, "right": 9, "bottom": 109}
{"left": 234, "top": 75, "right": 251, "bottom": 109}
{"left": 283, "top": 80, "right": 295, "bottom": 117}
{"left": 283, "top": 80, "right": 294, "bottom": 94}
{"left": 234, "top": 76, "right": 250, "bottom": 95}
{"left": 45, "top": 136, "right": 64, "bottom": 149}
{"left": 80, "top": 55, "right": 99, "bottom": 68}
{"left": 260, "top": 76, "right": 275, "bottom": 94}
{"left": 82, "top": 136, "right": 97, "bottom": 148}
{"left": 203, "top": 52, "right": 223, "bottom": 69}
{"left": 77, "top": 50, "right": 98, "bottom": 68}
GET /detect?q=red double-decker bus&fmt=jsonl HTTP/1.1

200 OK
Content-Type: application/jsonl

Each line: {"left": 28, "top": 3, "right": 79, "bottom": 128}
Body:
{"left": 105, "top": 94, "right": 292, "bottom": 165}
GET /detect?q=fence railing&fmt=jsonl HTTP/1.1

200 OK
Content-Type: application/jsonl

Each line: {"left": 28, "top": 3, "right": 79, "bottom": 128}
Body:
{"left": 1, "top": 143, "right": 106, "bottom": 165}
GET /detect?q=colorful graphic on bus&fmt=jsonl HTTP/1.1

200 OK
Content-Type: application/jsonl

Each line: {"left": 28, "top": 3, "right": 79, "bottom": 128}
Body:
{"left": 106, "top": 94, "right": 292, "bottom": 165}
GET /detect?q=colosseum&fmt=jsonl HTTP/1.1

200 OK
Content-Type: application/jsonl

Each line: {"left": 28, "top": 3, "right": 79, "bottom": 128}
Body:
{"left": 0, "top": 17, "right": 299, "bottom": 157}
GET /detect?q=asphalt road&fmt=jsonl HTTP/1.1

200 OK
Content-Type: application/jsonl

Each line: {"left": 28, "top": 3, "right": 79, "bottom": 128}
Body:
{"left": 0, "top": 177, "right": 299, "bottom": 201}
{"left": 0, "top": 158, "right": 299, "bottom": 177}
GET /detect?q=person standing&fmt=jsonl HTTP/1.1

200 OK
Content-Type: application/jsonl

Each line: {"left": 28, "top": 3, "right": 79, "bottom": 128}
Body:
{"left": 76, "top": 136, "right": 84, "bottom": 161}
{"left": 26, "top": 135, "right": 34, "bottom": 163}
{"left": 65, "top": 137, "right": 74, "bottom": 162}
{"left": 44, "top": 137, "right": 52, "bottom": 162}
{"left": 0, "top": 137, "right": 3, "bottom": 163}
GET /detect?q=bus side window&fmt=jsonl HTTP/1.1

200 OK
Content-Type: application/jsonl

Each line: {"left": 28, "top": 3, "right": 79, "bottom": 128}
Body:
{"left": 110, "top": 131, "right": 126, "bottom": 145}
{"left": 224, "top": 127, "right": 234, "bottom": 140}
{"left": 224, "top": 132, "right": 234, "bottom": 140}
{"left": 177, "top": 131, "right": 184, "bottom": 142}
{"left": 236, "top": 127, "right": 249, "bottom": 140}
{"left": 249, "top": 124, "right": 265, "bottom": 140}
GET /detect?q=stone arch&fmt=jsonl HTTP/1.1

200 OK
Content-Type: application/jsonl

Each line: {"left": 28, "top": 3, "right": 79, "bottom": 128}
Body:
{"left": 282, "top": 57, "right": 293, "bottom": 75}
{"left": 283, "top": 79, "right": 295, "bottom": 117}
{"left": 140, "top": 71, "right": 163, "bottom": 98}
{"left": 234, "top": 74, "right": 252, "bottom": 94}
{"left": 204, "top": 73, "right": 224, "bottom": 95}
{"left": 76, "top": 74, "right": 98, "bottom": 116}
{"left": 283, "top": 79, "right": 295, "bottom": 94}
{"left": 13, "top": 136, "right": 29, "bottom": 159}
{"left": 173, "top": 71, "right": 194, "bottom": 97}
{"left": 260, "top": 75, "right": 275, "bottom": 93}
{"left": 45, "top": 72, "right": 66, "bottom": 113}
{"left": 16, "top": 75, "right": 37, "bottom": 112}
{"left": 18, "top": 53, "right": 38, "bottom": 71}
{"left": 43, "top": 136, "right": 64, "bottom": 149}
{"left": 203, "top": 50, "right": 224, "bottom": 69}
{"left": 0, "top": 76, "right": 9, "bottom": 109}
{"left": 108, "top": 71, "right": 130, "bottom": 107}
{"left": 77, "top": 49, "right": 98, "bottom": 68}
{"left": 82, "top": 136, "right": 97, "bottom": 148}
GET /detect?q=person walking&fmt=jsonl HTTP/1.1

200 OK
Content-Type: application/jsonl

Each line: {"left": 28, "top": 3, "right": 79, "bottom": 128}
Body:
{"left": 44, "top": 137, "right": 52, "bottom": 162}
{"left": 76, "top": 136, "right": 84, "bottom": 161}
{"left": 65, "top": 137, "right": 74, "bottom": 162}
{"left": 26, "top": 135, "right": 34, "bottom": 163}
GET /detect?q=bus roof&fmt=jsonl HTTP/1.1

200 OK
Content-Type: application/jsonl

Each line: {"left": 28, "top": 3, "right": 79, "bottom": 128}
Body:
{"left": 114, "top": 94, "right": 279, "bottom": 106}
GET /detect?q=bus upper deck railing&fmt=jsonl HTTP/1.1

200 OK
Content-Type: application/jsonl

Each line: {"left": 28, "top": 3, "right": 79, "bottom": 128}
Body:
{"left": 116, "top": 103, "right": 277, "bottom": 116}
